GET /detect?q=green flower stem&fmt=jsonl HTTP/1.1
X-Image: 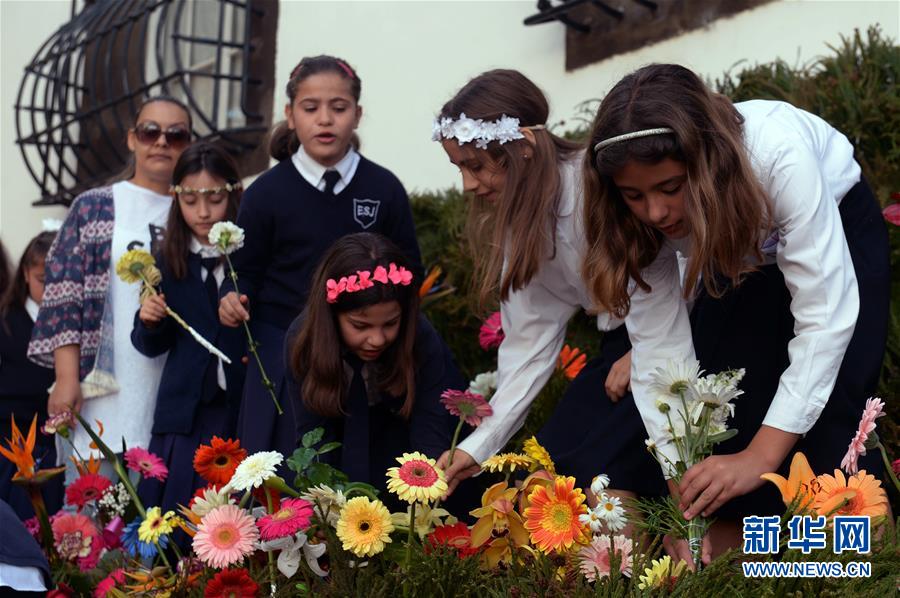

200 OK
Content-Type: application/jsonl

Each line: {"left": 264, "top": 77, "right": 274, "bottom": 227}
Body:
{"left": 878, "top": 442, "right": 900, "bottom": 495}
{"left": 446, "top": 419, "right": 464, "bottom": 470}
{"left": 223, "top": 253, "right": 283, "bottom": 415}
{"left": 155, "top": 540, "right": 173, "bottom": 570}
{"left": 27, "top": 485, "right": 57, "bottom": 564}
{"left": 343, "top": 483, "right": 379, "bottom": 501}
{"left": 405, "top": 501, "right": 416, "bottom": 571}
{"left": 265, "top": 488, "right": 278, "bottom": 596}
{"left": 239, "top": 489, "right": 252, "bottom": 509}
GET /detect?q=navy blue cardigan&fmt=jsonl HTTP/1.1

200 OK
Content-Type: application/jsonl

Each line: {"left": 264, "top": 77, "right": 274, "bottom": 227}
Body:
{"left": 284, "top": 313, "right": 465, "bottom": 488}
{"left": 221, "top": 156, "right": 423, "bottom": 330}
{"left": 131, "top": 253, "right": 246, "bottom": 435}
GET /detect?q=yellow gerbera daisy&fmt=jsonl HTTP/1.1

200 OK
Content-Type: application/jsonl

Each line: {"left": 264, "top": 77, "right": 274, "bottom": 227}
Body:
{"left": 523, "top": 475, "right": 587, "bottom": 553}
{"left": 138, "top": 507, "right": 179, "bottom": 543}
{"left": 482, "top": 453, "right": 533, "bottom": 474}
{"left": 336, "top": 496, "right": 394, "bottom": 557}
{"left": 638, "top": 555, "right": 687, "bottom": 591}
{"left": 812, "top": 469, "right": 889, "bottom": 518}
{"left": 115, "top": 249, "right": 156, "bottom": 283}
{"left": 386, "top": 451, "right": 447, "bottom": 503}
{"left": 523, "top": 436, "right": 555, "bottom": 474}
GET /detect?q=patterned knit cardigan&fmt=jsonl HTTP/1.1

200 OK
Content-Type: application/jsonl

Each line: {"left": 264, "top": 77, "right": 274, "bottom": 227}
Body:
{"left": 28, "top": 187, "right": 115, "bottom": 380}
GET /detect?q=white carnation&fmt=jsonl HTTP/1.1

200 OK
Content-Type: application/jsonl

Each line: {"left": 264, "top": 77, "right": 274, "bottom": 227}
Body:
{"left": 468, "top": 371, "right": 497, "bottom": 400}
{"left": 209, "top": 221, "right": 245, "bottom": 255}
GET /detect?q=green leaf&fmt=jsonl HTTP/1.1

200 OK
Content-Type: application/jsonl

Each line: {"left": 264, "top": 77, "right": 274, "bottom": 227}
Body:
{"left": 302, "top": 427, "right": 325, "bottom": 448}
{"left": 707, "top": 429, "right": 738, "bottom": 445}
{"left": 287, "top": 447, "right": 318, "bottom": 473}
{"left": 317, "top": 441, "right": 341, "bottom": 455}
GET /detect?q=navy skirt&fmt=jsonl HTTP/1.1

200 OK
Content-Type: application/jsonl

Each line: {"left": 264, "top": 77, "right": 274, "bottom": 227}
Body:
{"left": 538, "top": 325, "right": 668, "bottom": 496}
{"left": 235, "top": 320, "right": 296, "bottom": 475}
{"left": 691, "top": 178, "right": 890, "bottom": 519}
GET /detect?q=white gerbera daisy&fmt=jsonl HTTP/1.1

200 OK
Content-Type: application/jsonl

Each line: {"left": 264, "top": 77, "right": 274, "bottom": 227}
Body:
{"left": 301, "top": 484, "right": 347, "bottom": 526}
{"left": 191, "top": 485, "right": 235, "bottom": 517}
{"left": 648, "top": 359, "right": 702, "bottom": 400}
{"left": 229, "top": 450, "right": 283, "bottom": 491}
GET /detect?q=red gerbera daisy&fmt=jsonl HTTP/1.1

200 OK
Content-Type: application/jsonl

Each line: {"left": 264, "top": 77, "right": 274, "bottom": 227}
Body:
{"left": 204, "top": 568, "right": 258, "bottom": 598}
{"left": 193, "top": 437, "right": 247, "bottom": 486}
{"left": 427, "top": 522, "right": 479, "bottom": 558}
{"left": 65, "top": 473, "right": 112, "bottom": 510}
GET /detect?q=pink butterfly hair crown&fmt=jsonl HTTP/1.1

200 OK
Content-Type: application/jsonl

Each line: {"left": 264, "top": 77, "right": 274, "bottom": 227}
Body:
{"left": 326, "top": 263, "right": 413, "bottom": 304}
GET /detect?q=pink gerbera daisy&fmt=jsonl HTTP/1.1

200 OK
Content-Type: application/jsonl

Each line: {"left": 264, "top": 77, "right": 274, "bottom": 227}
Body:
{"left": 193, "top": 504, "right": 259, "bottom": 568}
{"left": 578, "top": 535, "right": 634, "bottom": 580}
{"left": 478, "top": 311, "right": 504, "bottom": 350}
{"left": 65, "top": 473, "right": 112, "bottom": 510}
{"left": 124, "top": 447, "right": 168, "bottom": 481}
{"left": 257, "top": 498, "right": 314, "bottom": 541}
{"left": 840, "top": 397, "right": 885, "bottom": 475}
{"left": 440, "top": 390, "right": 493, "bottom": 426}
{"left": 51, "top": 513, "right": 102, "bottom": 571}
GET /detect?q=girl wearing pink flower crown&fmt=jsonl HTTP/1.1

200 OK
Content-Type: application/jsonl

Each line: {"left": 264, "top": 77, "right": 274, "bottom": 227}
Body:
{"left": 581, "top": 63, "right": 890, "bottom": 563}
{"left": 432, "top": 70, "right": 666, "bottom": 506}
{"left": 284, "top": 233, "right": 465, "bottom": 506}
{"left": 217, "top": 55, "right": 422, "bottom": 466}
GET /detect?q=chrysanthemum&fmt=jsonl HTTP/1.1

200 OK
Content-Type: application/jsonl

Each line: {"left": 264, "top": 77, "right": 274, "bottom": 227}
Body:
{"left": 194, "top": 437, "right": 247, "bottom": 485}
{"left": 138, "top": 507, "right": 179, "bottom": 543}
{"left": 812, "top": 469, "right": 889, "bottom": 518}
{"left": 193, "top": 504, "right": 259, "bottom": 568}
{"left": 840, "top": 397, "right": 885, "bottom": 475}
{"left": 596, "top": 495, "right": 627, "bottom": 532}
{"left": 121, "top": 516, "right": 166, "bottom": 559}
{"left": 478, "top": 311, "right": 504, "bottom": 350}
{"left": 386, "top": 452, "right": 448, "bottom": 503}
{"left": 648, "top": 359, "right": 702, "bottom": 399}
{"left": 523, "top": 475, "right": 588, "bottom": 552}
{"left": 124, "top": 447, "right": 168, "bottom": 481}
{"left": 523, "top": 436, "right": 555, "bottom": 474}
{"left": 440, "top": 390, "right": 493, "bottom": 426}
{"left": 578, "top": 535, "right": 633, "bottom": 580}
{"left": 302, "top": 484, "right": 347, "bottom": 526}
{"left": 65, "top": 473, "right": 112, "bottom": 510}
{"left": 204, "top": 568, "right": 258, "bottom": 598}
{"left": 115, "top": 249, "right": 156, "bottom": 283}
{"left": 228, "top": 451, "right": 283, "bottom": 491}
{"left": 481, "top": 453, "right": 533, "bottom": 474}
{"left": 191, "top": 485, "right": 235, "bottom": 518}
{"left": 335, "top": 496, "right": 394, "bottom": 557}
{"left": 257, "top": 498, "right": 314, "bottom": 541}
{"left": 638, "top": 555, "right": 687, "bottom": 590}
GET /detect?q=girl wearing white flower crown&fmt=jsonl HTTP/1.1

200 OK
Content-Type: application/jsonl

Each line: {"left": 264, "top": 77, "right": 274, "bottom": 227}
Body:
{"left": 433, "top": 70, "right": 666, "bottom": 509}
{"left": 131, "top": 142, "right": 246, "bottom": 524}
{"left": 218, "top": 56, "right": 422, "bottom": 469}
{"left": 582, "top": 64, "right": 890, "bottom": 565}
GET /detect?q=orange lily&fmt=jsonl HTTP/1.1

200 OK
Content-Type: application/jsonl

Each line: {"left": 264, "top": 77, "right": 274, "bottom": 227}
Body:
{"left": 0, "top": 414, "right": 37, "bottom": 480}
{"left": 760, "top": 452, "right": 822, "bottom": 512}
{"left": 558, "top": 345, "right": 587, "bottom": 380}
{"left": 419, "top": 265, "right": 442, "bottom": 298}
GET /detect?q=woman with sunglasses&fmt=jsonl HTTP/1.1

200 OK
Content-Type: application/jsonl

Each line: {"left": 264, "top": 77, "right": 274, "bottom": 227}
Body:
{"left": 29, "top": 96, "right": 193, "bottom": 475}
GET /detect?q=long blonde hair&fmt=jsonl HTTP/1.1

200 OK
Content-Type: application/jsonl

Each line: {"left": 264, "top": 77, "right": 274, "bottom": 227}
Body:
{"left": 582, "top": 64, "right": 772, "bottom": 318}
{"left": 439, "top": 69, "right": 582, "bottom": 306}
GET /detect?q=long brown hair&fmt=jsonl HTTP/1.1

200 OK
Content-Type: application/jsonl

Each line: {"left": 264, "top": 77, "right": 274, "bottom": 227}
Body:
{"left": 269, "top": 55, "right": 362, "bottom": 161}
{"left": 290, "top": 233, "right": 420, "bottom": 419}
{"left": 0, "top": 230, "right": 57, "bottom": 321}
{"left": 161, "top": 142, "right": 242, "bottom": 279}
{"left": 439, "top": 69, "right": 581, "bottom": 306}
{"left": 581, "top": 64, "right": 771, "bottom": 318}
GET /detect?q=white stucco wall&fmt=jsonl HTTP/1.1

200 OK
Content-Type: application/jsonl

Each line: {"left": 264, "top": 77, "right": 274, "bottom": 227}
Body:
{"left": 1, "top": 0, "right": 898, "bottom": 261}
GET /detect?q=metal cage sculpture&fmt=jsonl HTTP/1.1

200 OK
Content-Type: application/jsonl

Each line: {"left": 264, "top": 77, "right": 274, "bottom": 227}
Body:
{"left": 15, "top": 0, "right": 276, "bottom": 206}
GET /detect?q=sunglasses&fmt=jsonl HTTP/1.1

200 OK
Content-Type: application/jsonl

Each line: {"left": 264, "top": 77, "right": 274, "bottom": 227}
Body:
{"left": 133, "top": 122, "right": 191, "bottom": 148}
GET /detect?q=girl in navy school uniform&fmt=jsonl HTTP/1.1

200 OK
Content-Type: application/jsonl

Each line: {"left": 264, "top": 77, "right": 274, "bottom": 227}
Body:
{"left": 131, "top": 142, "right": 246, "bottom": 515}
{"left": 581, "top": 64, "right": 891, "bottom": 564}
{"left": 219, "top": 55, "right": 422, "bottom": 466}
{"left": 0, "top": 231, "right": 64, "bottom": 520}
{"left": 432, "top": 70, "right": 665, "bottom": 507}
{"left": 284, "top": 233, "right": 465, "bottom": 510}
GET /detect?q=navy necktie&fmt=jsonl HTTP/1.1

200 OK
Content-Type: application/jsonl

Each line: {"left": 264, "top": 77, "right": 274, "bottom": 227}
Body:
{"left": 340, "top": 355, "right": 370, "bottom": 484}
{"left": 201, "top": 257, "right": 219, "bottom": 311}
{"left": 322, "top": 170, "right": 341, "bottom": 195}
{"left": 201, "top": 256, "right": 222, "bottom": 401}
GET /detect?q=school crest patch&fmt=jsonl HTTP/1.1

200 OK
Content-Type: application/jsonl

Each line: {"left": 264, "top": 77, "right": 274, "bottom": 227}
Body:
{"left": 353, "top": 198, "right": 380, "bottom": 229}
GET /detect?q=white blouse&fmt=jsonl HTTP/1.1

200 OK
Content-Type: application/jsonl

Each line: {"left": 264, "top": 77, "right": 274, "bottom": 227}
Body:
{"left": 628, "top": 100, "right": 861, "bottom": 475}
{"left": 458, "top": 155, "right": 622, "bottom": 464}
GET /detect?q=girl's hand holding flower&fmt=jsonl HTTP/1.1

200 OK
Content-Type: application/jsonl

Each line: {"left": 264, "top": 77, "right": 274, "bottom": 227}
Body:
{"left": 218, "top": 291, "right": 250, "bottom": 327}
{"left": 139, "top": 294, "right": 168, "bottom": 327}
{"left": 436, "top": 448, "right": 479, "bottom": 497}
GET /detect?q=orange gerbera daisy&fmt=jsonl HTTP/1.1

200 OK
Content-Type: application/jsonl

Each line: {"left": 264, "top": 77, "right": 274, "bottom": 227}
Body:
{"left": 558, "top": 345, "right": 587, "bottom": 380}
{"left": 812, "top": 469, "right": 889, "bottom": 519}
{"left": 524, "top": 475, "right": 588, "bottom": 553}
{"left": 193, "top": 437, "right": 247, "bottom": 486}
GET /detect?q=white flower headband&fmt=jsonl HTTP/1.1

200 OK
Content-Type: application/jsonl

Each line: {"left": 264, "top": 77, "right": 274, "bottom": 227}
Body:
{"left": 432, "top": 113, "right": 543, "bottom": 149}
